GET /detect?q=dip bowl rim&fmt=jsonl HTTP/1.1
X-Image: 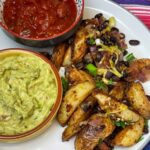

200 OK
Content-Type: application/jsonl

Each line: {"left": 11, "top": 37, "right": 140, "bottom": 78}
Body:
{"left": 0, "top": 48, "right": 63, "bottom": 142}
{"left": 0, "top": 0, "right": 84, "bottom": 41}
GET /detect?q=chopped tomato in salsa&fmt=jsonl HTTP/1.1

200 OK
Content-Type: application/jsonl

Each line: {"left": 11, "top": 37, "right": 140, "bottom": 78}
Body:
{"left": 3, "top": 0, "right": 77, "bottom": 38}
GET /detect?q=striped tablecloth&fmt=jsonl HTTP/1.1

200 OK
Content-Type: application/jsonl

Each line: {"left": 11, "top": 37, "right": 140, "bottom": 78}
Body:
{"left": 112, "top": 1, "right": 150, "bottom": 149}
{"left": 114, "top": 0, "right": 150, "bottom": 29}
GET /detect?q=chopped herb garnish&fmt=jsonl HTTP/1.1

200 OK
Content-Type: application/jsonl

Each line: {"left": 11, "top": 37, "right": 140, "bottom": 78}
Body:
{"left": 98, "top": 138, "right": 103, "bottom": 145}
{"left": 87, "top": 38, "right": 96, "bottom": 45}
{"left": 61, "top": 77, "right": 69, "bottom": 96}
{"left": 114, "top": 120, "right": 126, "bottom": 128}
{"left": 137, "top": 136, "right": 144, "bottom": 142}
{"left": 126, "top": 53, "right": 135, "bottom": 62}
{"left": 108, "top": 78, "right": 113, "bottom": 85}
{"left": 86, "top": 63, "right": 97, "bottom": 76}
{"left": 96, "top": 80, "right": 107, "bottom": 90}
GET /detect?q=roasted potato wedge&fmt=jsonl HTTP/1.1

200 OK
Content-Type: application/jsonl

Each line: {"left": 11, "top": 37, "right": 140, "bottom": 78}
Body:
{"left": 52, "top": 43, "right": 68, "bottom": 69}
{"left": 127, "top": 82, "right": 150, "bottom": 119}
{"left": 57, "top": 81, "right": 95, "bottom": 126}
{"left": 62, "top": 46, "right": 72, "bottom": 66}
{"left": 72, "top": 27, "right": 88, "bottom": 63}
{"left": 109, "top": 82, "right": 126, "bottom": 101}
{"left": 112, "top": 116, "right": 144, "bottom": 147}
{"left": 75, "top": 114, "right": 115, "bottom": 150}
{"left": 92, "top": 90, "right": 140, "bottom": 122}
{"left": 66, "top": 67, "right": 95, "bottom": 85}
{"left": 125, "top": 59, "right": 150, "bottom": 82}
{"left": 68, "top": 96, "right": 97, "bottom": 126}
{"left": 62, "top": 96, "right": 96, "bottom": 141}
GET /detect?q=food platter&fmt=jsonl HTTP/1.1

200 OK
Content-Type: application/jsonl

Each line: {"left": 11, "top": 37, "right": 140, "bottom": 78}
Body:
{"left": 0, "top": 0, "right": 150, "bottom": 150}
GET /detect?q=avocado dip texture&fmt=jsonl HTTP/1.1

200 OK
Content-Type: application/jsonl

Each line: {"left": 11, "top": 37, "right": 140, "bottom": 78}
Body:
{"left": 0, "top": 51, "right": 58, "bottom": 135}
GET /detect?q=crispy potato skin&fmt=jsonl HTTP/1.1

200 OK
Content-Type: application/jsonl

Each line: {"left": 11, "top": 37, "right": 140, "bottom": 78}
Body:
{"left": 109, "top": 82, "right": 126, "bottom": 101}
{"left": 92, "top": 90, "right": 140, "bottom": 122}
{"left": 112, "top": 117, "right": 144, "bottom": 147}
{"left": 52, "top": 43, "right": 68, "bottom": 70}
{"left": 75, "top": 114, "right": 115, "bottom": 150}
{"left": 66, "top": 67, "right": 95, "bottom": 85}
{"left": 72, "top": 27, "right": 88, "bottom": 63}
{"left": 57, "top": 81, "right": 95, "bottom": 126}
{"left": 62, "top": 46, "right": 72, "bottom": 66}
{"left": 126, "top": 59, "right": 150, "bottom": 82}
{"left": 68, "top": 96, "right": 96, "bottom": 126}
{"left": 127, "top": 82, "right": 150, "bottom": 119}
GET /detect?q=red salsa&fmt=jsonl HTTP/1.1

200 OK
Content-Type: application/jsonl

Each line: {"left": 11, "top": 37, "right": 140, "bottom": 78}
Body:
{"left": 3, "top": 0, "right": 77, "bottom": 38}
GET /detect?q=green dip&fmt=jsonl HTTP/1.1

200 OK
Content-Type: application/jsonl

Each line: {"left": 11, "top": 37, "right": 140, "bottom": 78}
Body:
{"left": 0, "top": 51, "right": 58, "bottom": 135}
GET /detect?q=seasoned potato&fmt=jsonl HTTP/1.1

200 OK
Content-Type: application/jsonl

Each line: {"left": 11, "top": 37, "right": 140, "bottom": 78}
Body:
{"left": 68, "top": 96, "right": 96, "bottom": 126}
{"left": 92, "top": 90, "right": 140, "bottom": 122}
{"left": 62, "top": 46, "right": 72, "bottom": 66}
{"left": 57, "top": 81, "right": 95, "bottom": 126}
{"left": 66, "top": 67, "right": 94, "bottom": 85}
{"left": 72, "top": 27, "right": 88, "bottom": 63}
{"left": 125, "top": 59, "right": 150, "bottom": 82}
{"left": 52, "top": 43, "right": 68, "bottom": 69}
{"left": 109, "top": 82, "right": 126, "bottom": 101}
{"left": 112, "top": 116, "right": 144, "bottom": 147}
{"left": 127, "top": 82, "right": 150, "bottom": 119}
{"left": 75, "top": 114, "right": 115, "bottom": 150}
{"left": 62, "top": 121, "right": 87, "bottom": 141}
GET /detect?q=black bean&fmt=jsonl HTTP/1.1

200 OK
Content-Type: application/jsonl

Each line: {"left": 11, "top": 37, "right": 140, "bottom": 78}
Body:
{"left": 111, "top": 27, "right": 119, "bottom": 32}
{"left": 95, "top": 13, "right": 103, "bottom": 19}
{"left": 105, "top": 71, "right": 113, "bottom": 79}
{"left": 110, "top": 36, "right": 117, "bottom": 44}
{"left": 129, "top": 40, "right": 140, "bottom": 46}
{"left": 98, "top": 20, "right": 109, "bottom": 31}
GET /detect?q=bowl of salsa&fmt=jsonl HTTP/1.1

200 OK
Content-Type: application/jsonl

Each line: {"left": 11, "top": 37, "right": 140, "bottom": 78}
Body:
{"left": 0, "top": 0, "right": 84, "bottom": 47}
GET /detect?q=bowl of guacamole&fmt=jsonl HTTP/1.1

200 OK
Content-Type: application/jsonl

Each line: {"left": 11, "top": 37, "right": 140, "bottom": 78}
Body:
{"left": 0, "top": 48, "right": 62, "bottom": 142}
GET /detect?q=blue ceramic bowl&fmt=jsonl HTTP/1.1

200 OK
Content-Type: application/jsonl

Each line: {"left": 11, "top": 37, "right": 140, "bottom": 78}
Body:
{"left": 0, "top": 0, "right": 84, "bottom": 47}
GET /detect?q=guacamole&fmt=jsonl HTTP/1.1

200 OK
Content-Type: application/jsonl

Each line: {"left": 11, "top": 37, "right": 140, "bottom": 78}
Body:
{"left": 0, "top": 51, "right": 58, "bottom": 135}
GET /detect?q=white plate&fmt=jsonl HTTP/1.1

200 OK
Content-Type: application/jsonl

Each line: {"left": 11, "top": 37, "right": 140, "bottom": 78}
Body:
{"left": 0, "top": 0, "right": 150, "bottom": 150}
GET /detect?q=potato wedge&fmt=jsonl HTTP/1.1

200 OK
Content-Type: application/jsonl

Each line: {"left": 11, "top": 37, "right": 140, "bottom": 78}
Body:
{"left": 72, "top": 27, "right": 87, "bottom": 63}
{"left": 57, "top": 81, "right": 95, "bottom": 126}
{"left": 62, "top": 46, "right": 72, "bottom": 66}
{"left": 75, "top": 114, "right": 115, "bottom": 150}
{"left": 127, "top": 82, "right": 150, "bottom": 119}
{"left": 125, "top": 59, "right": 150, "bottom": 82}
{"left": 109, "top": 82, "right": 126, "bottom": 101}
{"left": 92, "top": 90, "right": 140, "bottom": 122}
{"left": 112, "top": 116, "right": 144, "bottom": 147}
{"left": 66, "top": 67, "right": 94, "bottom": 85}
{"left": 52, "top": 43, "right": 68, "bottom": 69}
{"left": 68, "top": 96, "right": 96, "bottom": 126}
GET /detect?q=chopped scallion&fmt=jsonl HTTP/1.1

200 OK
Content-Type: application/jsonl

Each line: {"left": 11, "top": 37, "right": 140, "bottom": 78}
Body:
{"left": 126, "top": 53, "right": 135, "bottom": 62}
{"left": 86, "top": 64, "right": 97, "bottom": 76}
